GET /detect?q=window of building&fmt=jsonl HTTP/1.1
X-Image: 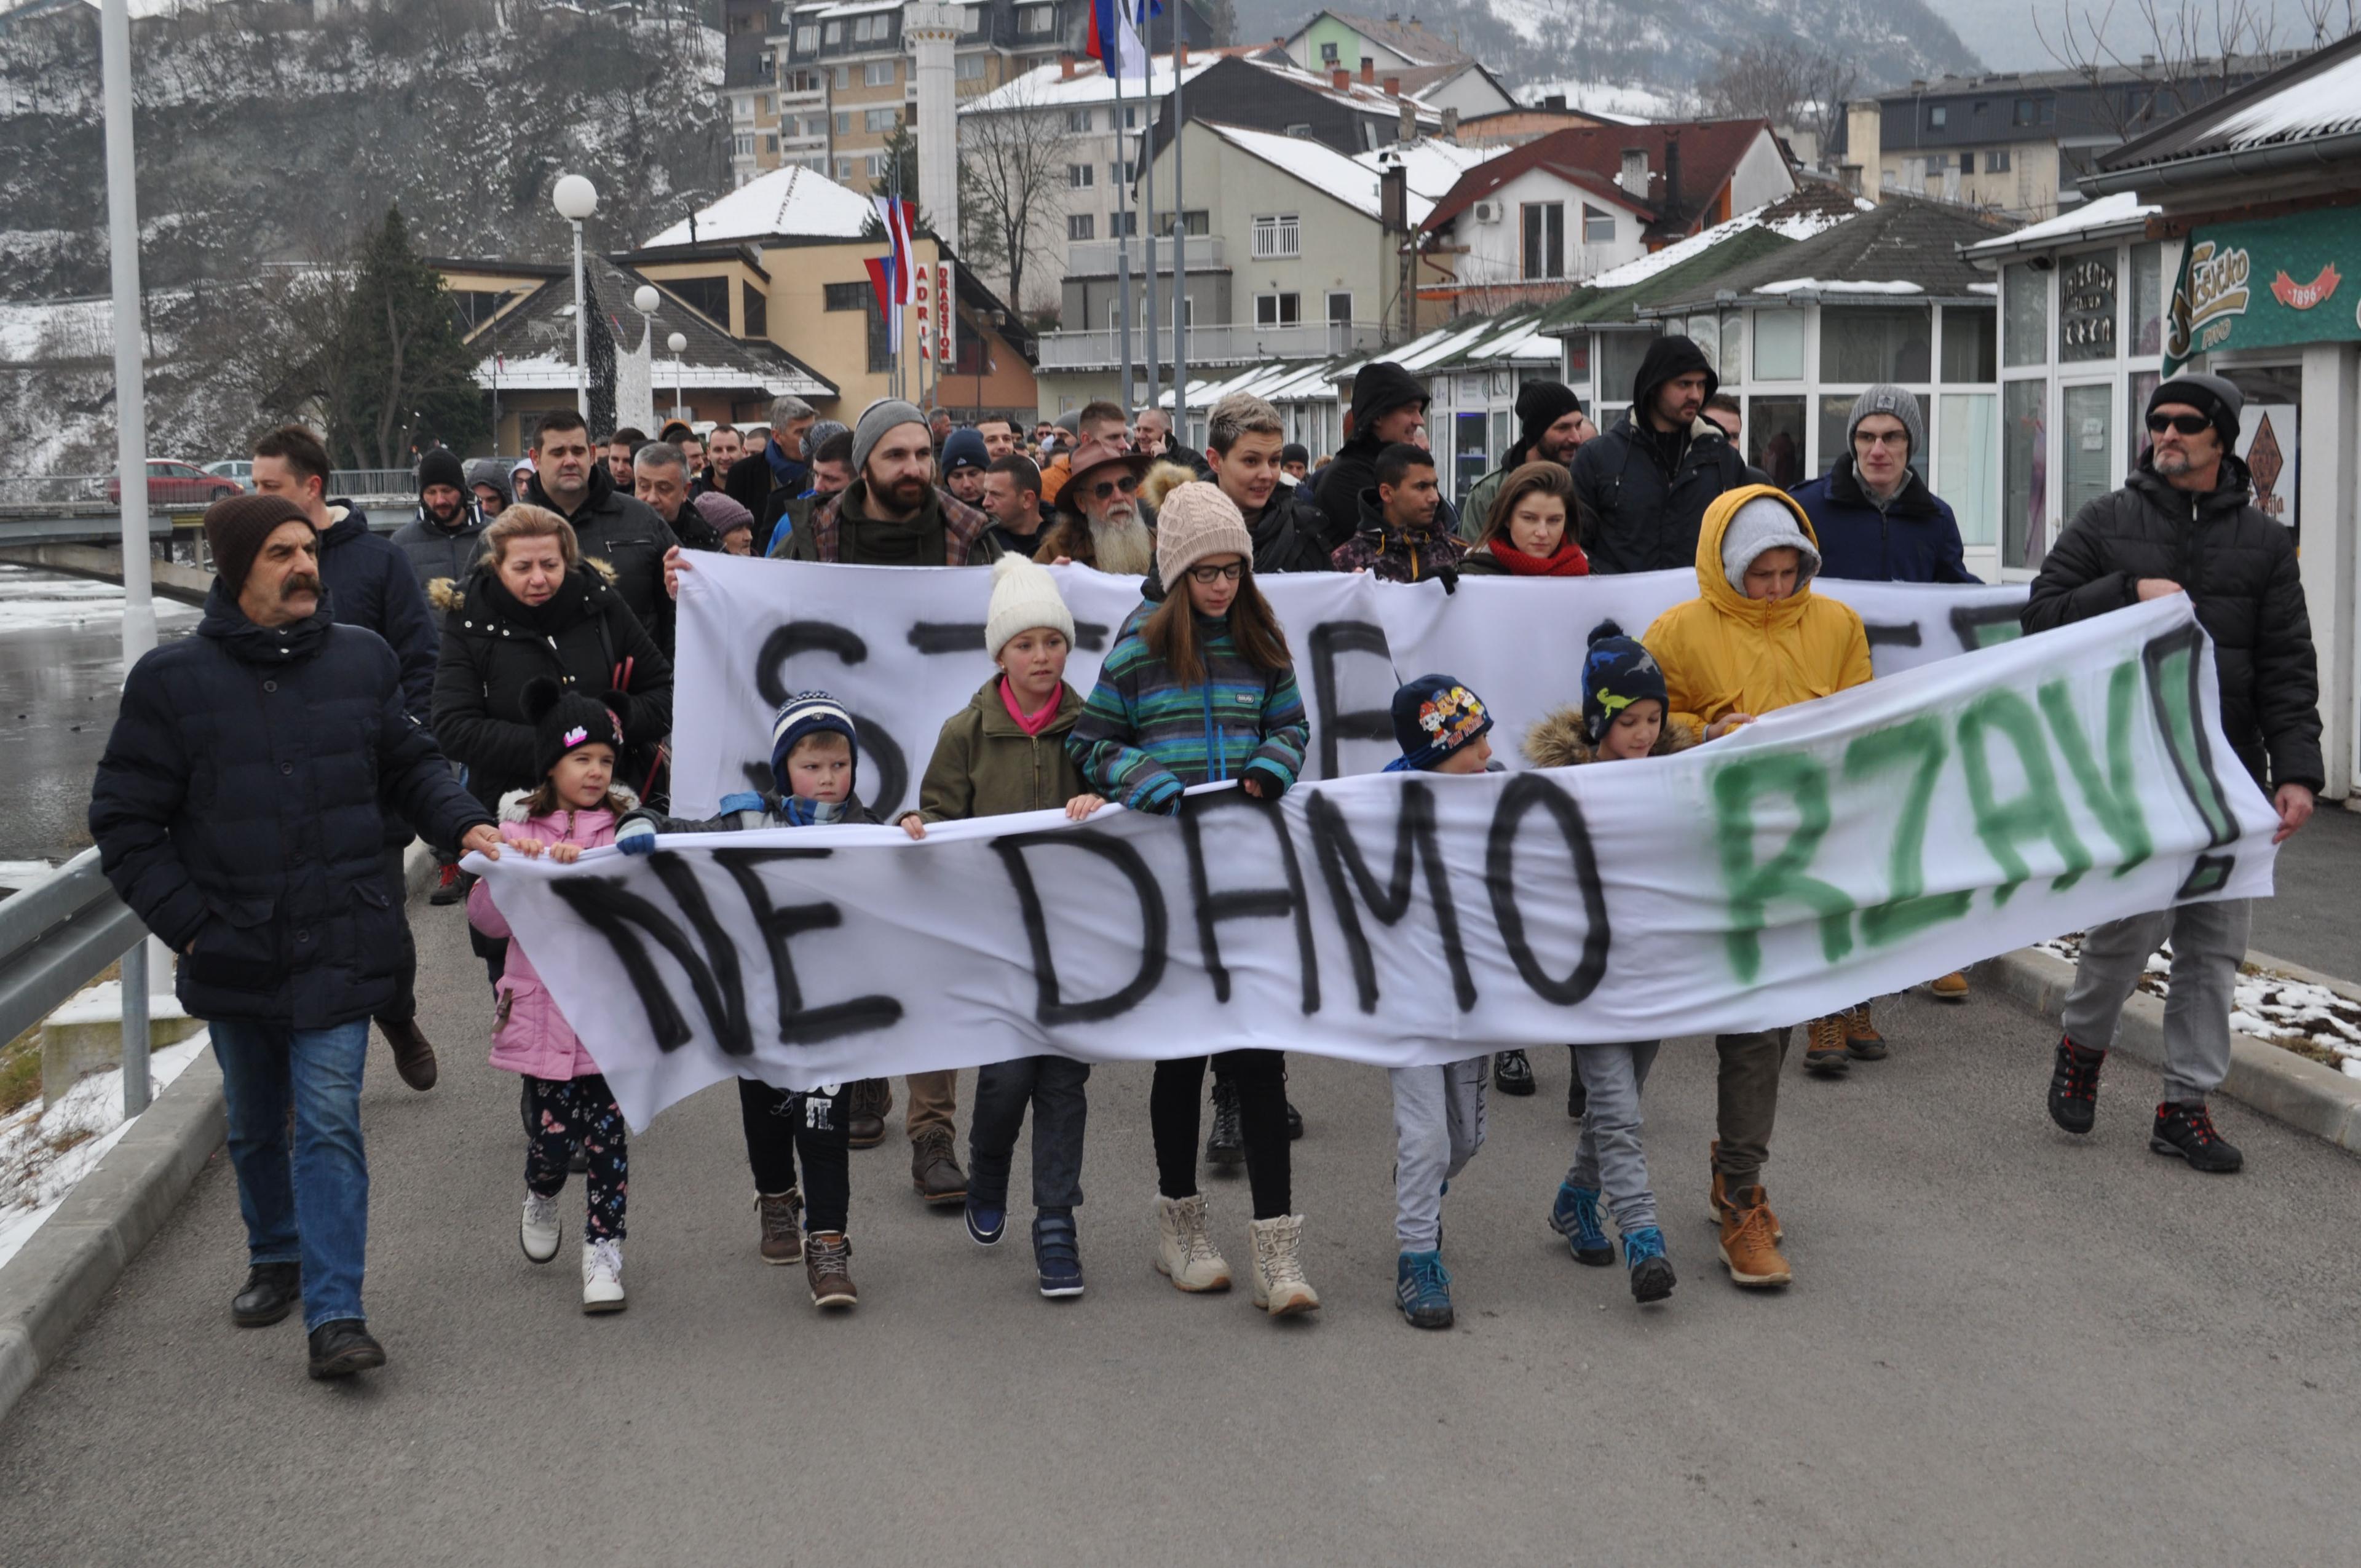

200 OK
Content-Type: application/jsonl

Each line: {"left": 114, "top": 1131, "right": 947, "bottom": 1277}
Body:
{"left": 831, "top": 65, "right": 852, "bottom": 89}
{"left": 1986, "top": 148, "right": 2011, "bottom": 172}
{"left": 1157, "top": 209, "right": 1209, "bottom": 236}
{"left": 1581, "top": 204, "right": 1614, "bottom": 245}
{"left": 864, "top": 291, "right": 892, "bottom": 372}
{"left": 1256, "top": 292, "right": 1302, "bottom": 328}
{"left": 1924, "top": 153, "right": 1948, "bottom": 175}
{"left": 2060, "top": 379, "right": 2113, "bottom": 528}
{"left": 1251, "top": 212, "right": 1300, "bottom": 258}
{"left": 864, "top": 59, "right": 896, "bottom": 86}
{"left": 1067, "top": 162, "right": 1094, "bottom": 188}
{"left": 734, "top": 133, "right": 755, "bottom": 156}
{"left": 787, "top": 69, "right": 818, "bottom": 92}
{"left": 822, "top": 20, "right": 840, "bottom": 44}
{"left": 1110, "top": 158, "right": 1134, "bottom": 184}
{"left": 1327, "top": 290, "right": 1353, "bottom": 323}
{"left": 865, "top": 106, "right": 900, "bottom": 132}
{"left": 1123, "top": 105, "right": 1140, "bottom": 129}
{"left": 1521, "top": 202, "right": 1565, "bottom": 280}
{"left": 805, "top": 115, "right": 829, "bottom": 136}
{"left": 1749, "top": 395, "right": 1807, "bottom": 488}
{"left": 2130, "top": 242, "right": 2165, "bottom": 356}
{"left": 742, "top": 281, "right": 767, "bottom": 339}
{"left": 864, "top": 152, "right": 885, "bottom": 178}
{"left": 671, "top": 275, "right": 730, "bottom": 323}
{"left": 1940, "top": 306, "right": 1996, "bottom": 381}
{"left": 956, "top": 52, "right": 987, "bottom": 80}
{"left": 1930, "top": 105, "right": 1948, "bottom": 129}
{"left": 757, "top": 93, "right": 773, "bottom": 115}
{"left": 2012, "top": 97, "right": 2037, "bottom": 126}
{"left": 1068, "top": 213, "right": 1095, "bottom": 241}
{"left": 1110, "top": 209, "right": 1136, "bottom": 237}
{"left": 823, "top": 282, "right": 869, "bottom": 311}
{"left": 853, "top": 14, "right": 888, "bottom": 42}
{"left": 834, "top": 156, "right": 855, "bottom": 180}
{"left": 2003, "top": 378, "right": 2046, "bottom": 568}
{"left": 764, "top": 133, "right": 779, "bottom": 154}
{"left": 1937, "top": 393, "right": 1999, "bottom": 545}
{"left": 1284, "top": 121, "right": 1313, "bottom": 138}
{"left": 1821, "top": 306, "right": 1931, "bottom": 383}
{"left": 1018, "top": 4, "right": 1054, "bottom": 35}
{"left": 2003, "top": 262, "right": 2047, "bottom": 367}
{"left": 1754, "top": 309, "right": 1805, "bottom": 380}
{"left": 795, "top": 23, "right": 818, "bottom": 51}
{"left": 1066, "top": 108, "right": 1093, "bottom": 132}
{"left": 1958, "top": 151, "right": 1975, "bottom": 174}
{"left": 1597, "top": 329, "right": 1656, "bottom": 402}
{"left": 834, "top": 111, "right": 851, "bottom": 135}
{"left": 962, "top": 4, "right": 985, "bottom": 34}
{"left": 1320, "top": 41, "right": 1340, "bottom": 63}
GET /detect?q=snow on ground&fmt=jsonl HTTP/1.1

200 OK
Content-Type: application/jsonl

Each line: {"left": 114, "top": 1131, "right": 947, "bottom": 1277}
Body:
{"left": 0, "top": 565, "right": 201, "bottom": 635}
{"left": 1513, "top": 74, "right": 1695, "bottom": 124}
{"left": 0, "top": 1022, "right": 209, "bottom": 1274}
{"left": 2035, "top": 935, "right": 2361, "bottom": 1079}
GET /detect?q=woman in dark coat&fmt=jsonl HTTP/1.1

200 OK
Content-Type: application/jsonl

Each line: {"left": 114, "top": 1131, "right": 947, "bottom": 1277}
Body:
{"left": 430, "top": 503, "right": 674, "bottom": 819}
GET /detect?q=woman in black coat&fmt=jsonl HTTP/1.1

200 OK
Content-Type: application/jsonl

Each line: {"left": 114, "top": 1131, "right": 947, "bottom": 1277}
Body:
{"left": 430, "top": 504, "right": 675, "bottom": 818}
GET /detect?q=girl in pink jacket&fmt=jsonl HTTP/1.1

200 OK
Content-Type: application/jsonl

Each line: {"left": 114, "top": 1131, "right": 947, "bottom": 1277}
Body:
{"left": 467, "top": 679, "right": 639, "bottom": 1314}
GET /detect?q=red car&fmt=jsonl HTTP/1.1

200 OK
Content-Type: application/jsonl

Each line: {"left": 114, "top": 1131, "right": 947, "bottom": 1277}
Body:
{"left": 108, "top": 459, "right": 243, "bottom": 506}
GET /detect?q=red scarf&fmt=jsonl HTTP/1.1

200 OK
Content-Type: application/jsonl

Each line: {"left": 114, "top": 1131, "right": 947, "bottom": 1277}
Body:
{"left": 1000, "top": 677, "right": 1062, "bottom": 737}
{"left": 1487, "top": 538, "right": 1591, "bottom": 577}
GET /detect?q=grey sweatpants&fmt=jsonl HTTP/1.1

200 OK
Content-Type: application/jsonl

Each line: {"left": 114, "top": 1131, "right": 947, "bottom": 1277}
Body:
{"left": 1390, "top": 1057, "right": 1488, "bottom": 1251}
{"left": 1567, "top": 1041, "right": 1661, "bottom": 1232}
{"left": 2062, "top": 900, "right": 2251, "bottom": 1104}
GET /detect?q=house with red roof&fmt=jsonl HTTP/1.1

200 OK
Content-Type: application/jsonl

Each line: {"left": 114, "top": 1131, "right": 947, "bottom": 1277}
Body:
{"left": 1417, "top": 119, "right": 1796, "bottom": 308}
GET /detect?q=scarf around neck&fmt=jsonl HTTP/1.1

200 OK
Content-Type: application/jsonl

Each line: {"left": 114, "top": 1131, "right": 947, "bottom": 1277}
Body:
{"left": 1000, "top": 677, "right": 1063, "bottom": 737}
{"left": 1486, "top": 537, "right": 1590, "bottom": 577}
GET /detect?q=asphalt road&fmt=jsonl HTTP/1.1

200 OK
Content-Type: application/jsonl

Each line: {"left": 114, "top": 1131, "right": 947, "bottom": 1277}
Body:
{"left": 2248, "top": 799, "right": 2361, "bottom": 979}
{"left": 2, "top": 904, "right": 2357, "bottom": 1567}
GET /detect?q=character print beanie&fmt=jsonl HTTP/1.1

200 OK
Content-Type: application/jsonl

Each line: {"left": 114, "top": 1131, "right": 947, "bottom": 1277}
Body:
{"left": 1580, "top": 620, "right": 1667, "bottom": 744}
{"left": 1386, "top": 673, "right": 1494, "bottom": 772}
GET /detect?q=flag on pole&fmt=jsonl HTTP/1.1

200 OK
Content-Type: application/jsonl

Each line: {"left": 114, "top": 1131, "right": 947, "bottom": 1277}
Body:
{"left": 864, "top": 255, "right": 903, "bottom": 352}
{"left": 1088, "top": 0, "right": 1152, "bottom": 82}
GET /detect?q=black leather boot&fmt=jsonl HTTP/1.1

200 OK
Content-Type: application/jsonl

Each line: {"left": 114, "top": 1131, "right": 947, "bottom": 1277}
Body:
{"left": 231, "top": 1262, "right": 301, "bottom": 1327}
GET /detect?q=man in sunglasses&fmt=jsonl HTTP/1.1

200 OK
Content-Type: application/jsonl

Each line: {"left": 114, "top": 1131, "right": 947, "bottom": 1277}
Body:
{"left": 2023, "top": 371, "right": 2322, "bottom": 1176}
{"left": 1032, "top": 433, "right": 1157, "bottom": 575}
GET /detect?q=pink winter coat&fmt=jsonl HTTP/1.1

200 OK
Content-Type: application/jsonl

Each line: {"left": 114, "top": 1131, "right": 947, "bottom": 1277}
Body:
{"left": 466, "top": 788, "right": 632, "bottom": 1081}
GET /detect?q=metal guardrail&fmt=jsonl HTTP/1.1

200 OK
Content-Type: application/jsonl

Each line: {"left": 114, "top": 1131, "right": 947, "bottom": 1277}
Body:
{"left": 1, "top": 469, "right": 419, "bottom": 508}
{"left": 0, "top": 848, "right": 154, "bottom": 1116}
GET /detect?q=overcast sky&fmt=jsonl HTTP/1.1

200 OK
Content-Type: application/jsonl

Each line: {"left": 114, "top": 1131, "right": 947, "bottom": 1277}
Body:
{"left": 1929, "top": 0, "right": 2330, "bottom": 74}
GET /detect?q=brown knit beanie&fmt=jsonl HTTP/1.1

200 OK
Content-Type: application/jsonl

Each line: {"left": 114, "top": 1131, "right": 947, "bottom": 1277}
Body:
{"left": 203, "top": 494, "right": 314, "bottom": 592}
{"left": 1153, "top": 481, "right": 1255, "bottom": 587}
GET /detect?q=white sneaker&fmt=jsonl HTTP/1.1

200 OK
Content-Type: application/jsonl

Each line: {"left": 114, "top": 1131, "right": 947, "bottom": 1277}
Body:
{"left": 1247, "top": 1213, "right": 1321, "bottom": 1317}
{"left": 581, "top": 1238, "right": 625, "bottom": 1313}
{"left": 520, "top": 1192, "right": 562, "bottom": 1264}
{"left": 1153, "top": 1194, "right": 1232, "bottom": 1293}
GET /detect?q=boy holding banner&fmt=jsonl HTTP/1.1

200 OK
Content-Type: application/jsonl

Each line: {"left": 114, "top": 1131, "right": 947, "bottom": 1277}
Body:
{"left": 1646, "top": 488, "right": 1873, "bottom": 1289}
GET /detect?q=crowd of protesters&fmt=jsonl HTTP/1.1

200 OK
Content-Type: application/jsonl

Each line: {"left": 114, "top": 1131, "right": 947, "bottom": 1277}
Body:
{"left": 88, "top": 351, "right": 2320, "bottom": 1378}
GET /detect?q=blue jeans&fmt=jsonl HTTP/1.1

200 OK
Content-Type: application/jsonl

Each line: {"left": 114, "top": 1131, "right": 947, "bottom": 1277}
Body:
{"left": 208, "top": 1017, "right": 371, "bottom": 1332}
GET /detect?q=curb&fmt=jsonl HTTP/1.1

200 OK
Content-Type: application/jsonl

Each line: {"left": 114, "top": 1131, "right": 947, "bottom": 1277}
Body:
{"left": 0, "top": 1049, "right": 225, "bottom": 1427}
{"left": 1974, "top": 948, "right": 2361, "bottom": 1155}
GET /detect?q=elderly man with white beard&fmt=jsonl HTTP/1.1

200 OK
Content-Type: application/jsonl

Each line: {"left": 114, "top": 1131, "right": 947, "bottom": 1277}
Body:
{"left": 1033, "top": 434, "right": 1157, "bottom": 576}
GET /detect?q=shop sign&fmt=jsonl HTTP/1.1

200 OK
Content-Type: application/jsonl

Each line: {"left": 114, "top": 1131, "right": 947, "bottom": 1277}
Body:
{"left": 2167, "top": 206, "right": 2361, "bottom": 371}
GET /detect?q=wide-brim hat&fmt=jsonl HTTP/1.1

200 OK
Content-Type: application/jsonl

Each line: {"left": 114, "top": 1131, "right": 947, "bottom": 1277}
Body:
{"left": 1061, "top": 435, "right": 1153, "bottom": 504}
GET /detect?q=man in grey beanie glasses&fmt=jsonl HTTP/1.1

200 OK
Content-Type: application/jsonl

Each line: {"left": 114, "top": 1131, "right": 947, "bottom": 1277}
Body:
{"left": 2022, "top": 370, "right": 2322, "bottom": 1175}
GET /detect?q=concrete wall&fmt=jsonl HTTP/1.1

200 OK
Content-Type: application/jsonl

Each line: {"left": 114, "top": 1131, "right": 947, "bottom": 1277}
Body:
{"left": 1449, "top": 166, "right": 1648, "bottom": 289}
{"left": 1729, "top": 131, "right": 1798, "bottom": 215}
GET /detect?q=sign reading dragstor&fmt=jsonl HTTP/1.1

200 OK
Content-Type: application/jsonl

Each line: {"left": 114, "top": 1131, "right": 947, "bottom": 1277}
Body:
{"left": 472, "top": 560, "right": 2278, "bottom": 1130}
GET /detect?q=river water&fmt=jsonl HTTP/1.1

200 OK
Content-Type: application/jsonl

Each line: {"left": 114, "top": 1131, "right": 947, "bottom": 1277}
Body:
{"left": 0, "top": 566, "right": 199, "bottom": 866}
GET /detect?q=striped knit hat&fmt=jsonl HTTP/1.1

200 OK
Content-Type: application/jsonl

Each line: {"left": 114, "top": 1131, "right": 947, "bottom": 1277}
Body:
{"left": 770, "top": 691, "right": 859, "bottom": 793}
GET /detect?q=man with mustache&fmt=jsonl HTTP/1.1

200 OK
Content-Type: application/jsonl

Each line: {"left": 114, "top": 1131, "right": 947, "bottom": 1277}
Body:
{"left": 1573, "top": 335, "right": 1749, "bottom": 574}
{"left": 90, "top": 494, "right": 502, "bottom": 1381}
{"left": 1033, "top": 435, "right": 1157, "bottom": 576}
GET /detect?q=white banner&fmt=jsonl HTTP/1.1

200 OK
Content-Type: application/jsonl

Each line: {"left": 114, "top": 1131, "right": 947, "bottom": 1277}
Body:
{"left": 478, "top": 596, "right": 2276, "bottom": 1128}
{"left": 670, "top": 556, "right": 2031, "bottom": 818}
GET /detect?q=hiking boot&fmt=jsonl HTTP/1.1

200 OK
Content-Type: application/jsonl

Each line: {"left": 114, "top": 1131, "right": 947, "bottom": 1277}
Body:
{"left": 805, "top": 1230, "right": 857, "bottom": 1309}
{"left": 964, "top": 1193, "right": 1007, "bottom": 1247}
{"left": 1492, "top": 1049, "right": 1535, "bottom": 1095}
{"left": 1803, "top": 1014, "right": 1851, "bottom": 1075}
{"left": 1153, "top": 1193, "right": 1232, "bottom": 1293}
{"left": 305, "top": 1319, "right": 386, "bottom": 1380}
{"left": 1204, "top": 1079, "right": 1244, "bottom": 1171}
{"left": 911, "top": 1125, "right": 967, "bottom": 1205}
{"left": 1718, "top": 1189, "right": 1792, "bottom": 1288}
{"left": 756, "top": 1189, "right": 803, "bottom": 1264}
{"left": 581, "top": 1238, "right": 625, "bottom": 1313}
{"left": 520, "top": 1190, "right": 563, "bottom": 1264}
{"left": 1706, "top": 1143, "right": 1782, "bottom": 1240}
{"left": 1032, "top": 1211, "right": 1085, "bottom": 1298}
{"left": 1928, "top": 970, "right": 1970, "bottom": 1002}
{"left": 381, "top": 1017, "right": 438, "bottom": 1091}
{"left": 1395, "top": 1249, "right": 1453, "bottom": 1329}
{"left": 2151, "top": 1101, "right": 2244, "bottom": 1173}
{"left": 846, "top": 1079, "right": 890, "bottom": 1149}
{"left": 2047, "top": 1038, "right": 2105, "bottom": 1134}
{"left": 1548, "top": 1180, "right": 1614, "bottom": 1266}
{"left": 1623, "top": 1225, "right": 1676, "bottom": 1304}
{"left": 230, "top": 1261, "right": 301, "bottom": 1327}
{"left": 429, "top": 862, "right": 468, "bottom": 906}
{"left": 1843, "top": 1002, "right": 1888, "bottom": 1061}
{"left": 1246, "top": 1213, "right": 1321, "bottom": 1316}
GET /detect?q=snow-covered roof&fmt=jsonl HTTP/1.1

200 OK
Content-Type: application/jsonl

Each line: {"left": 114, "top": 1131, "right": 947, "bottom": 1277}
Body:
{"left": 2095, "top": 33, "right": 2361, "bottom": 188}
{"left": 1352, "top": 137, "right": 1495, "bottom": 204}
{"left": 642, "top": 164, "right": 874, "bottom": 248}
{"left": 959, "top": 56, "right": 1219, "bottom": 113}
{"left": 1754, "top": 278, "right": 1923, "bottom": 296}
{"left": 1512, "top": 77, "right": 1690, "bottom": 127}
{"left": 1572, "top": 191, "right": 1867, "bottom": 293}
{"left": 806, "top": 1, "right": 901, "bottom": 17}
{"left": 1961, "top": 191, "right": 2160, "bottom": 259}
{"left": 2209, "top": 49, "right": 2361, "bottom": 147}
{"left": 1201, "top": 122, "right": 1436, "bottom": 225}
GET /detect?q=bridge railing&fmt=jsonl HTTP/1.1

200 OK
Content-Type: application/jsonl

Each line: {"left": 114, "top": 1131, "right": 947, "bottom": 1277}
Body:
{"left": 0, "top": 848, "right": 154, "bottom": 1118}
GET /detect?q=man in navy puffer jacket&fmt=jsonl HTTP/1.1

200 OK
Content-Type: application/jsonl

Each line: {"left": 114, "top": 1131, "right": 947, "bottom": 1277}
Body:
{"left": 91, "top": 495, "right": 500, "bottom": 1381}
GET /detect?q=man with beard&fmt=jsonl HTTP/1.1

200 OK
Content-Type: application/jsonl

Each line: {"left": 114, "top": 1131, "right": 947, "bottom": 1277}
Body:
{"left": 1033, "top": 434, "right": 1156, "bottom": 576}
{"left": 1572, "top": 335, "right": 1748, "bottom": 574}
{"left": 1458, "top": 381, "right": 1595, "bottom": 542}
{"left": 523, "top": 410, "right": 680, "bottom": 651}
{"left": 251, "top": 426, "right": 446, "bottom": 1090}
{"left": 1313, "top": 362, "right": 1428, "bottom": 554}
{"left": 463, "top": 457, "right": 512, "bottom": 519}
{"left": 676, "top": 429, "right": 708, "bottom": 494}
{"left": 394, "top": 448, "right": 491, "bottom": 595}
{"left": 604, "top": 428, "right": 646, "bottom": 489}
{"left": 1038, "top": 402, "right": 1125, "bottom": 510}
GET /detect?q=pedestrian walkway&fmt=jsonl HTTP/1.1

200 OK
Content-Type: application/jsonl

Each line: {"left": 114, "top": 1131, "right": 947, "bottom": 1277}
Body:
{"left": 0, "top": 902, "right": 2353, "bottom": 1564}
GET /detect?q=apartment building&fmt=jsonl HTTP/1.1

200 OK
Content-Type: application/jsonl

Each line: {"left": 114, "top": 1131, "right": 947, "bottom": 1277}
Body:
{"left": 724, "top": 1, "right": 786, "bottom": 188}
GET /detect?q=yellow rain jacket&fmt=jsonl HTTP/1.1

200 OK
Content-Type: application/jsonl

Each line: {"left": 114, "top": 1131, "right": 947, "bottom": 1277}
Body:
{"left": 1643, "top": 485, "right": 1873, "bottom": 735}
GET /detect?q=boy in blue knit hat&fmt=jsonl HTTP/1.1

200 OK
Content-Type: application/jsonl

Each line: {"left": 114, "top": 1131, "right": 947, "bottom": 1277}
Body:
{"left": 615, "top": 691, "right": 877, "bottom": 1312}
{"left": 1382, "top": 674, "right": 1497, "bottom": 1329}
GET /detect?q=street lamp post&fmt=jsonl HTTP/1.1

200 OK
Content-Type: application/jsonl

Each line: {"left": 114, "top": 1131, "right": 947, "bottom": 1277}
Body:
{"left": 552, "top": 175, "right": 599, "bottom": 419}
{"left": 631, "top": 284, "right": 661, "bottom": 429}
{"left": 666, "top": 332, "right": 687, "bottom": 421}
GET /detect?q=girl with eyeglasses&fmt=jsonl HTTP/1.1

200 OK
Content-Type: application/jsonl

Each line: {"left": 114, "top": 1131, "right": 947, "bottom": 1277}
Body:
{"left": 1067, "top": 481, "right": 1321, "bottom": 1320}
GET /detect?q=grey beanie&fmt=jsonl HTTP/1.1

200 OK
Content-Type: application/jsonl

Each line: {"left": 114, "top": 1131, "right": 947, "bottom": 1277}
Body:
{"left": 851, "top": 398, "right": 927, "bottom": 476}
{"left": 1846, "top": 384, "right": 1925, "bottom": 461}
{"left": 1720, "top": 495, "right": 1821, "bottom": 594}
{"left": 2149, "top": 372, "right": 2244, "bottom": 449}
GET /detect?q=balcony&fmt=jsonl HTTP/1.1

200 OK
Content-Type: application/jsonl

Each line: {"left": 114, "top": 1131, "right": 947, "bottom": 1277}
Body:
{"left": 1064, "top": 236, "right": 1225, "bottom": 276}
{"left": 1037, "top": 319, "right": 1385, "bottom": 371}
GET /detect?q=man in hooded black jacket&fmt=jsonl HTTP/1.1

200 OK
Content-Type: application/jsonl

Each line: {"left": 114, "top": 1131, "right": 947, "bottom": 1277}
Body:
{"left": 1572, "top": 335, "right": 1749, "bottom": 574}
{"left": 1311, "top": 361, "right": 1430, "bottom": 555}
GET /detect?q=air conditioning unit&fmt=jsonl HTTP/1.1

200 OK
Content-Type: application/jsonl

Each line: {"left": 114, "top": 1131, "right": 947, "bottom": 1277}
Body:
{"left": 1471, "top": 198, "right": 1505, "bottom": 224}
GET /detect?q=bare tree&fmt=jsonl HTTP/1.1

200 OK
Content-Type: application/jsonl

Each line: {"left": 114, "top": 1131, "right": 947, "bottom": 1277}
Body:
{"left": 2037, "top": 0, "right": 2310, "bottom": 139}
{"left": 1701, "top": 38, "right": 1857, "bottom": 138}
{"left": 957, "top": 77, "right": 1081, "bottom": 316}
